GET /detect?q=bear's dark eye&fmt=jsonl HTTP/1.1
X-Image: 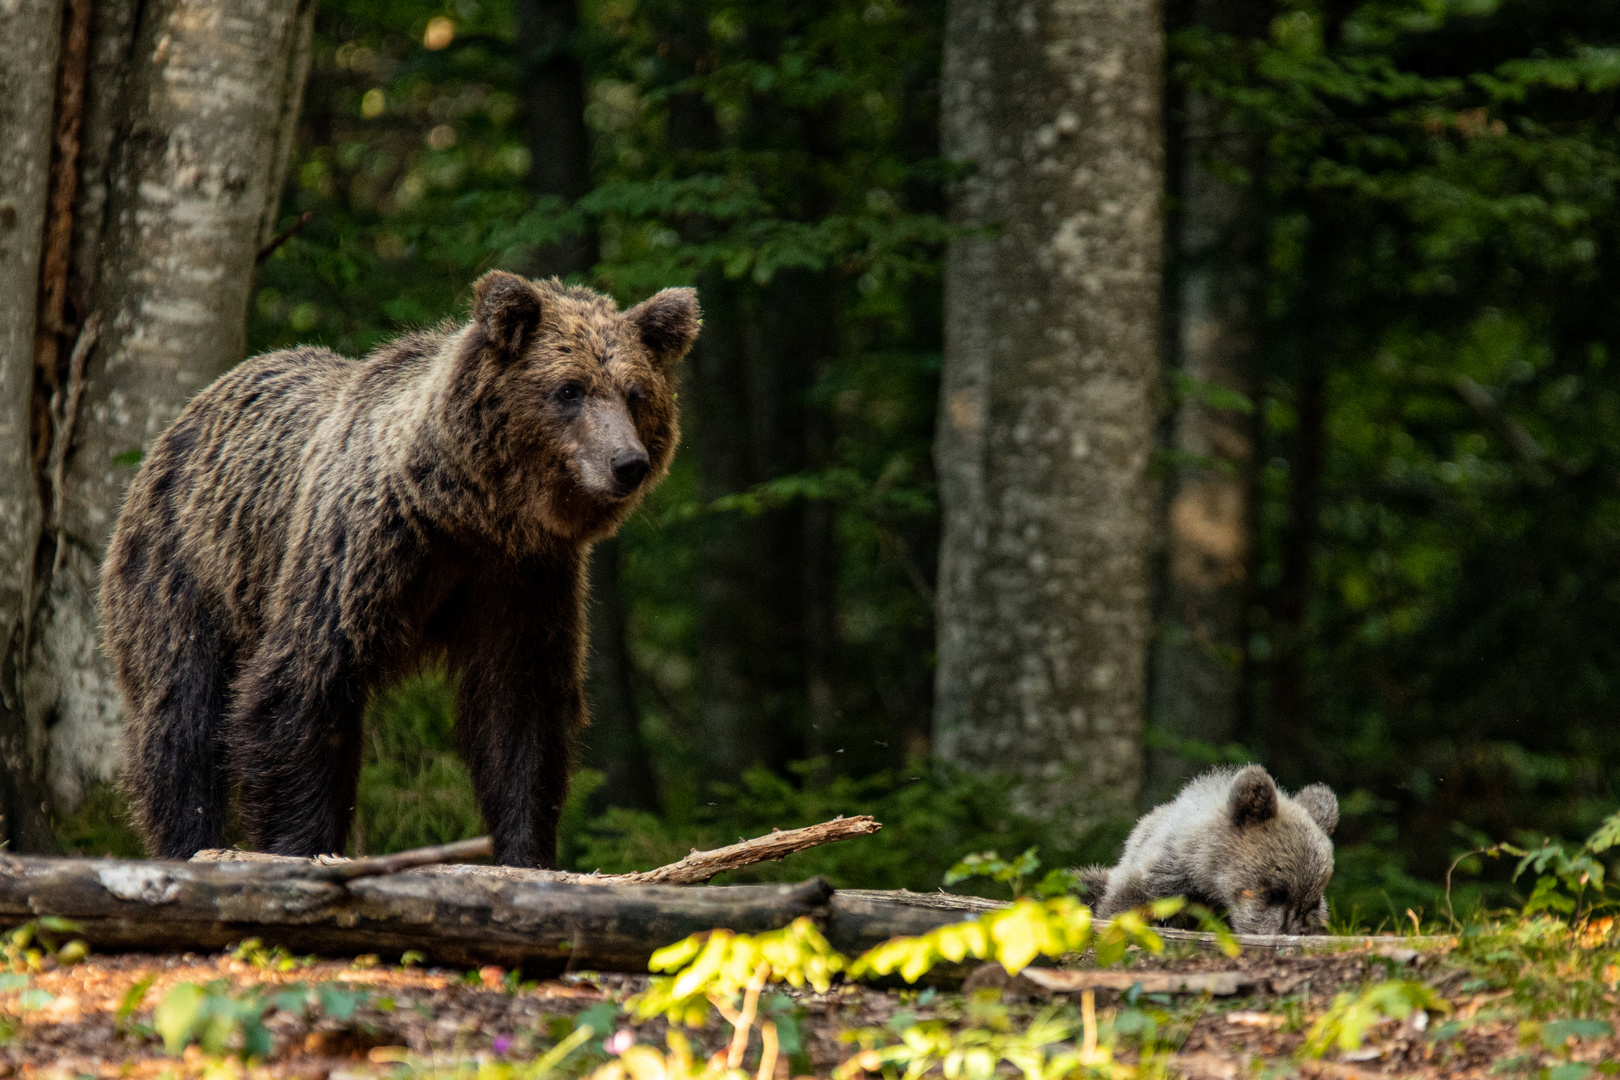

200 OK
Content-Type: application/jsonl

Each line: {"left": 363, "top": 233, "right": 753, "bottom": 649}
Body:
{"left": 556, "top": 381, "right": 585, "bottom": 404}
{"left": 1266, "top": 886, "right": 1289, "bottom": 906}
{"left": 626, "top": 386, "right": 645, "bottom": 411}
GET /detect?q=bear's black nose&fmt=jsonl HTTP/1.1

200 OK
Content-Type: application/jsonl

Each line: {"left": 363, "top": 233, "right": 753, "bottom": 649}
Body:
{"left": 611, "top": 449, "right": 651, "bottom": 492}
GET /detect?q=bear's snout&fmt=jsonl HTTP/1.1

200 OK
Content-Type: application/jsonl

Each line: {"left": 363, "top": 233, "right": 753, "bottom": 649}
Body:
{"left": 611, "top": 448, "right": 651, "bottom": 493}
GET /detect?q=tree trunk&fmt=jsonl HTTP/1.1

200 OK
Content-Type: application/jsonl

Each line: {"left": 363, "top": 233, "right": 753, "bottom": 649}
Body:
{"left": 935, "top": 0, "right": 1165, "bottom": 834}
{"left": 1143, "top": 0, "right": 1267, "bottom": 806}
{"left": 517, "top": 0, "right": 597, "bottom": 278}
{"left": 692, "top": 278, "right": 774, "bottom": 778}
{"left": 517, "top": 0, "right": 657, "bottom": 811}
{"left": 1267, "top": 361, "right": 1325, "bottom": 777}
{"left": 0, "top": 0, "right": 67, "bottom": 852}
{"left": 7, "top": 0, "right": 317, "bottom": 816}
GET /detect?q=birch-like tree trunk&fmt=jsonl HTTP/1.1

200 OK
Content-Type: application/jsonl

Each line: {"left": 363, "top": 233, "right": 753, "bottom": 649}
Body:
{"left": 0, "top": 0, "right": 67, "bottom": 850}
{"left": 1143, "top": 0, "right": 1266, "bottom": 806}
{"left": 935, "top": 0, "right": 1164, "bottom": 835}
{"left": 1, "top": 0, "right": 315, "bottom": 822}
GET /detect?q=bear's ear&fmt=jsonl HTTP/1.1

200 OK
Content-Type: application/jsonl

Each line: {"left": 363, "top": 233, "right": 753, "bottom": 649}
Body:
{"left": 1293, "top": 784, "right": 1339, "bottom": 836}
{"left": 1228, "top": 765, "right": 1279, "bottom": 828}
{"left": 473, "top": 270, "right": 543, "bottom": 358}
{"left": 627, "top": 287, "right": 701, "bottom": 363}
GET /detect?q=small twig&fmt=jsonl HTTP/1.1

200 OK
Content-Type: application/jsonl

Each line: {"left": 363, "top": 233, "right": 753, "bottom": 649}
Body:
{"left": 47, "top": 312, "right": 100, "bottom": 579}
{"left": 1443, "top": 843, "right": 1507, "bottom": 930}
{"left": 1079, "top": 989, "right": 1098, "bottom": 1061}
{"left": 327, "top": 835, "right": 493, "bottom": 880}
{"left": 256, "top": 210, "right": 314, "bottom": 264}
{"left": 193, "top": 834, "right": 492, "bottom": 881}
{"left": 727, "top": 962, "right": 769, "bottom": 1068}
{"left": 757, "top": 1020, "right": 779, "bottom": 1080}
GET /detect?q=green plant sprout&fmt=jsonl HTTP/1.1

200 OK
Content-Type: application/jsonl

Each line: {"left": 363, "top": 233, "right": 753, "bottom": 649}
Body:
{"left": 0, "top": 917, "right": 89, "bottom": 972}
{"left": 944, "top": 848, "right": 1081, "bottom": 900}
{"left": 154, "top": 980, "right": 273, "bottom": 1060}
{"left": 1303, "top": 980, "right": 1449, "bottom": 1057}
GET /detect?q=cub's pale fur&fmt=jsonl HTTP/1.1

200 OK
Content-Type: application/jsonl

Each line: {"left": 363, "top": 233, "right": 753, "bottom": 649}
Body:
{"left": 1083, "top": 766, "right": 1338, "bottom": 934}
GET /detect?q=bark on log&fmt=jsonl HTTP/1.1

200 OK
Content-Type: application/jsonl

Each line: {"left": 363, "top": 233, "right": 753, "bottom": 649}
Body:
{"left": 0, "top": 856, "right": 980, "bottom": 978}
{"left": 0, "top": 855, "right": 837, "bottom": 973}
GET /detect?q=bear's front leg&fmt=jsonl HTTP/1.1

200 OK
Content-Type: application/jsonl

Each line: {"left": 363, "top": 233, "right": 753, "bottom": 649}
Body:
{"left": 450, "top": 567, "right": 585, "bottom": 869}
{"left": 227, "top": 628, "right": 373, "bottom": 857}
{"left": 455, "top": 653, "right": 581, "bottom": 868}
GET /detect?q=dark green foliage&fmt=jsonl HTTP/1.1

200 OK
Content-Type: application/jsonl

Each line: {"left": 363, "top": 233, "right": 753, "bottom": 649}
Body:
{"left": 570, "top": 760, "right": 1129, "bottom": 892}
{"left": 54, "top": 783, "right": 144, "bottom": 859}
{"left": 1167, "top": 0, "right": 1620, "bottom": 915}
{"left": 353, "top": 666, "right": 483, "bottom": 855}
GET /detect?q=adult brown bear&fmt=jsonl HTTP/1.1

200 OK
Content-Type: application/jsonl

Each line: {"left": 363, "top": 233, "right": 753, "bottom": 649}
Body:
{"left": 100, "top": 271, "right": 699, "bottom": 866}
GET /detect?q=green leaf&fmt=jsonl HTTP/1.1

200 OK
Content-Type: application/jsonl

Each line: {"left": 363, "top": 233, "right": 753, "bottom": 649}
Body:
{"left": 1547, "top": 1065, "right": 1593, "bottom": 1080}
{"left": 154, "top": 982, "right": 206, "bottom": 1054}
{"left": 575, "top": 1001, "right": 620, "bottom": 1041}
{"left": 316, "top": 982, "right": 366, "bottom": 1021}
{"left": 1543, "top": 1019, "right": 1614, "bottom": 1048}
{"left": 1586, "top": 810, "right": 1620, "bottom": 853}
{"left": 271, "top": 985, "right": 308, "bottom": 1016}
{"left": 117, "top": 975, "right": 154, "bottom": 1021}
{"left": 111, "top": 448, "right": 143, "bottom": 467}
{"left": 17, "top": 989, "right": 52, "bottom": 1011}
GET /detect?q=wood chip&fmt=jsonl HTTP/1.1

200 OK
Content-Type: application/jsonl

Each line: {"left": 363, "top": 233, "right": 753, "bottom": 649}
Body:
{"left": 1020, "top": 968, "right": 1259, "bottom": 996}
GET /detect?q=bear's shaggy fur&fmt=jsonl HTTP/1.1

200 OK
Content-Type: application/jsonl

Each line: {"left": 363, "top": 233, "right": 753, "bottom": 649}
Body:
{"left": 100, "top": 271, "right": 700, "bottom": 866}
{"left": 1082, "top": 765, "right": 1338, "bottom": 934}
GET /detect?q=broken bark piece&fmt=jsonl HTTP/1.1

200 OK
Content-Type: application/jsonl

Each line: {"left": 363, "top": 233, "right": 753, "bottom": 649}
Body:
{"left": 192, "top": 815, "right": 881, "bottom": 887}
{"left": 616, "top": 816, "right": 881, "bottom": 884}
{"left": 194, "top": 836, "right": 496, "bottom": 880}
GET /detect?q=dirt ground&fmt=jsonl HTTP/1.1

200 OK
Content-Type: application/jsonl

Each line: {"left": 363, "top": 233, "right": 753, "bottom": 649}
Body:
{"left": 0, "top": 939, "right": 1612, "bottom": 1078}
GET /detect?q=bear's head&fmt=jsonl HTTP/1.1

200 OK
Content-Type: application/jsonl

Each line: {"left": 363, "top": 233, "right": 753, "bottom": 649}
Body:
{"left": 1208, "top": 766, "right": 1337, "bottom": 935}
{"left": 449, "top": 270, "right": 700, "bottom": 545}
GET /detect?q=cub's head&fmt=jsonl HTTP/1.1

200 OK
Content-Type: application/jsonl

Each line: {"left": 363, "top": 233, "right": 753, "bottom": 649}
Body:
{"left": 1213, "top": 766, "right": 1338, "bottom": 935}
{"left": 451, "top": 271, "right": 700, "bottom": 543}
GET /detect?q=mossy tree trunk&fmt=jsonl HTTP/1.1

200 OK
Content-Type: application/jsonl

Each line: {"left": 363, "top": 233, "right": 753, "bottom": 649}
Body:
{"left": 934, "top": 0, "right": 1165, "bottom": 836}
{"left": 0, "top": 0, "right": 316, "bottom": 836}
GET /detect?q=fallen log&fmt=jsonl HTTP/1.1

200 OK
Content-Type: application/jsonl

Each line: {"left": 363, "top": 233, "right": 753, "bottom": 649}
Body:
{"left": 0, "top": 854, "right": 839, "bottom": 972}
{"left": 0, "top": 853, "right": 983, "bottom": 978}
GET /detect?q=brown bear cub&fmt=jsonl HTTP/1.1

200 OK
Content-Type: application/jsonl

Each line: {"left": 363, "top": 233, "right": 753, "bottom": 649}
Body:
{"left": 100, "top": 272, "right": 699, "bottom": 867}
{"left": 1082, "top": 766, "right": 1338, "bottom": 935}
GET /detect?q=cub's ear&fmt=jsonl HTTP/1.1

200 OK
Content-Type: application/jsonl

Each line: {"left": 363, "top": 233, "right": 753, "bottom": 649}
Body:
{"left": 1228, "top": 765, "right": 1279, "bottom": 828}
{"left": 473, "top": 270, "right": 543, "bottom": 357}
{"left": 1293, "top": 784, "right": 1339, "bottom": 836}
{"left": 627, "top": 287, "right": 701, "bottom": 362}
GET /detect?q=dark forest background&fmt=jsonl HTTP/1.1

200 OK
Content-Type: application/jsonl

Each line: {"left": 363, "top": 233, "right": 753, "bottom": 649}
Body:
{"left": 67, "top": 0, "right": 1618, "bottom": 926}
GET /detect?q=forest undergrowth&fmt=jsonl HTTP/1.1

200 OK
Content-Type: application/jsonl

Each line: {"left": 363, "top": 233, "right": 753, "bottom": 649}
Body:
{"left": 25, "top": 770, "right": 1620, "bottom": 1078}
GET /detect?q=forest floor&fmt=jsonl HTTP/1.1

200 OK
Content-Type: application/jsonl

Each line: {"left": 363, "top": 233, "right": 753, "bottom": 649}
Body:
{"left": 0, "top": 926, "right": 1613, "bottom": 1078}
